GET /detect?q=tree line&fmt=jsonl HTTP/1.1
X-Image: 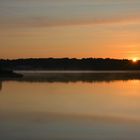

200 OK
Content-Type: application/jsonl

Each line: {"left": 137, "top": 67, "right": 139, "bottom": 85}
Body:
{"left": 0, "top": 58, "right": 140, "bottom": 70}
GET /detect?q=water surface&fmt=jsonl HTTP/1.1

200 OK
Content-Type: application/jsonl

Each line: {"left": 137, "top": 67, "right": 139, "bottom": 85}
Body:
{"left": 0, "top": 71, "right": 140, "bottom": 140}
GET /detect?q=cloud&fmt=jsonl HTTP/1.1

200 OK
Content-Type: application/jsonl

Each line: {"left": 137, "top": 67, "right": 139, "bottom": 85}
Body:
{"left": 1, "top": 15, "right": 140, "bottom": 29}
{"left": 44, "top": 16, "right": 140, "bottom": 27}
{"left": 0, "top": 0, "right": 140, "bottom": 28}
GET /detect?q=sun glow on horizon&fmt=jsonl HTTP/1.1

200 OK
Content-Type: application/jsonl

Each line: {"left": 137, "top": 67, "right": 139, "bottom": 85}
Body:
{"left": 132, "top": 58, "right": 138, "bottom": 63}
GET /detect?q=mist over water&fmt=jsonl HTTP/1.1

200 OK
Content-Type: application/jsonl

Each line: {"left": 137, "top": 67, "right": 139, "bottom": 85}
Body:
{"left": 0, "top": 71, "right": 140, "bottom": 140}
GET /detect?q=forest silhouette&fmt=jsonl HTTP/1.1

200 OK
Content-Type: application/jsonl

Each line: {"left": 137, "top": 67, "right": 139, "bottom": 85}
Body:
{"left": 0, "top": 58, "right": 140, "bottom": 70}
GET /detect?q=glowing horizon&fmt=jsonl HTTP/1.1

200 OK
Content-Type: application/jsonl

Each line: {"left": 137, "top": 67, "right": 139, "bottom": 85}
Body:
{"left": 0, "top": 0, "right": 140, "bottom": 59}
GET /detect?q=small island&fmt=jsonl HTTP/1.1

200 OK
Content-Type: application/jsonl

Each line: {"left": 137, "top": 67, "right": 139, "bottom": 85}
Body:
{"left": 0, "top": 69, "right": 23, "bottom": 78}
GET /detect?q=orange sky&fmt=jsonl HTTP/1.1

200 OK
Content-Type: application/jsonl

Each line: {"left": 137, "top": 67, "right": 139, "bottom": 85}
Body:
{"left": 0, "top": 0, "right": 140, "bottom": 59}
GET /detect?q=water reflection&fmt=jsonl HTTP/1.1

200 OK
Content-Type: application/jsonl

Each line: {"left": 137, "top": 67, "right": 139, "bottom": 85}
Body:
{"left": 0, "top": 81, "right": 2, "bottom": 91}
{"left": 2, "top": 71, "right": 140, "bottom": 83}
{"left": 0, "top": 72, "right": 140, "bottom": 140}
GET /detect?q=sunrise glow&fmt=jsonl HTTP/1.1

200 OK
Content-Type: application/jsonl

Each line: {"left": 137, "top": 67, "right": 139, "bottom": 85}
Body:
{"left": 0, "top": 0, "right": 140, "bottom": 59}
{"left": 132, "top": 58, "right": 138, "bottom": 63}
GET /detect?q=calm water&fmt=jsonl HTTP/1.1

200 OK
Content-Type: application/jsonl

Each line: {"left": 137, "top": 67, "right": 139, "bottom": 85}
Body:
{"left": 0, "top": 71, "right": 140, "bottom": 140}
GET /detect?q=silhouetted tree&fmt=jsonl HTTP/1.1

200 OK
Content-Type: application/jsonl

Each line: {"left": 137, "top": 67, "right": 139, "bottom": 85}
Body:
{"left": 0, "top": 58, "right": 140, "bottom": 70}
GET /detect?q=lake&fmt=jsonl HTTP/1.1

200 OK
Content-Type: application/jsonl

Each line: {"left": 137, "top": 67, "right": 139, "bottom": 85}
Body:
{"left": 0, "top": 71, "right": 140, "bottom": 140}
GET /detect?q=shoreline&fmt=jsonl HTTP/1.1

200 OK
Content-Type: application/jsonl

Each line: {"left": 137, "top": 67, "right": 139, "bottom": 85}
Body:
{"left": 0, "top": 70, "right": 23, "bottom": 78}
